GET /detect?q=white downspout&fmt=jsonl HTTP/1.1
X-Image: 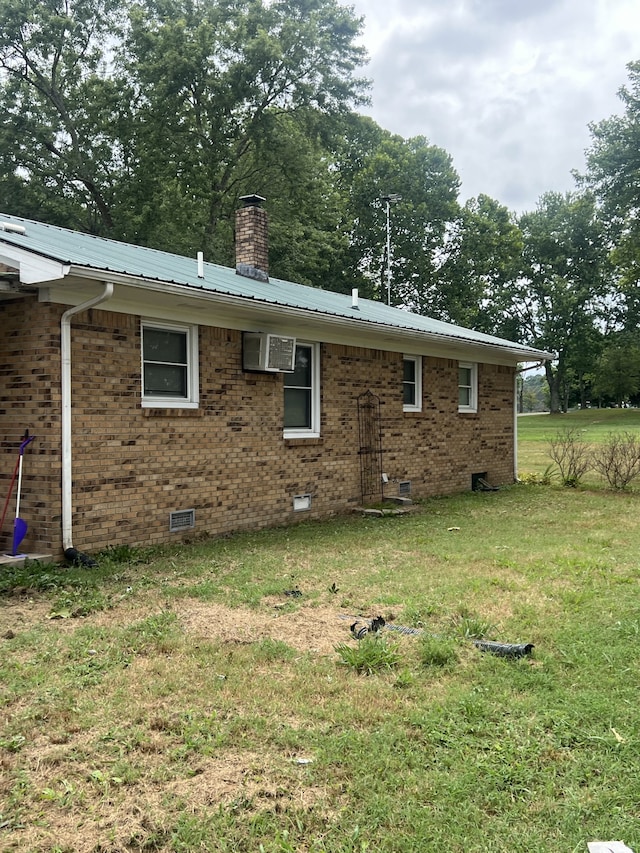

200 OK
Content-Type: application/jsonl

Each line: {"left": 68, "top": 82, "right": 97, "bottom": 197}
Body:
{"left": 61, "top": 282, "right": 114, "bottom": 551}
{"left": 514, "top": 370, "right": 518, "bottom": 482}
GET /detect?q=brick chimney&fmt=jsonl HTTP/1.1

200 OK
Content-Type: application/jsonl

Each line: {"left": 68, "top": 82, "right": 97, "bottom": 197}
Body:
{"left": 235, "top": 194, "right": 269, "bottom": 282}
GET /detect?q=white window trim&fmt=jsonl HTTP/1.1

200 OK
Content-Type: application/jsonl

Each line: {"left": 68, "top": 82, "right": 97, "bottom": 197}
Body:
{"left": 458, "top": 361, "right": 478, "bottom": 413}
{"left": 283, "top": 341, "right": 320, "bottom": 438}
{"left": 403, "top": 355, "right": 422, "bottom": 412}
{"left": 141, "top": 319, "right": 199, "bottom": 409}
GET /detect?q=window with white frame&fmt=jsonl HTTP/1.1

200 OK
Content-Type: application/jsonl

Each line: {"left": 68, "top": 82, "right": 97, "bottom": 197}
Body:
{"left": 403, "top": 355, "right": 422, "bottom": 411}
{"left": 458, "top": 362, "right": 478, "bottom": 413}
{"left": 284, "top": 342, "right": 320, "bottom": 437}
{"left": 141, "top": 320, "right": 199, "bottom": 408}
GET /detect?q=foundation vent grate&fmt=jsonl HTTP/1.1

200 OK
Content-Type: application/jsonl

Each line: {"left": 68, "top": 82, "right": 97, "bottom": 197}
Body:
{"left": 170, "top": 509, "right": 195, "bottom": 532}
{"left": 398, "top": 480, "right": 412, "bottom": 497}
{"left": 293, "top": 494, "right": 312, "bottom": 512}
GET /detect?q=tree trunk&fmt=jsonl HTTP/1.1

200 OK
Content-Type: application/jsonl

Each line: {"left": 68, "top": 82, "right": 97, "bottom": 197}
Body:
{"left": 578, "top": 377, "right": 589, "bottom": 409}
{"left": 545, "top": 363, "right": 562, "bottom": 414}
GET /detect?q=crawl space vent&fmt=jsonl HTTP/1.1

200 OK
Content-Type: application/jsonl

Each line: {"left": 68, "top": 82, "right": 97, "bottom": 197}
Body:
{"left": 293, "top": 494, "right": 312, "bottom": 512}
{"left": 398, "top": 480, "right": 412, "bottom": 497}
{"left": 169, "top": 509, "right": 195, "bottom": 532}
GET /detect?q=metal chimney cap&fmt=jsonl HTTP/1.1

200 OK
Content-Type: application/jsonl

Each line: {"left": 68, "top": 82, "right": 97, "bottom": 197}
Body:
{"left": 239, "top": 194, "right": 266, "bottom": 207}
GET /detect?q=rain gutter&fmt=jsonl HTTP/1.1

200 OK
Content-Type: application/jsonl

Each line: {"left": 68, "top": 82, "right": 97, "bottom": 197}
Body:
{"left": 65, "top": 266, "right": 553, "bottom": 364}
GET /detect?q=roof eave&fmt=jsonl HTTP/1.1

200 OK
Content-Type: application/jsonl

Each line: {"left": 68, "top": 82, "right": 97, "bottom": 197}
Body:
{"left": 0, "top": 244, "right": 70, "bottom": 284}
{"left": 63, "top": 265, "right": 554, "bottom": 363}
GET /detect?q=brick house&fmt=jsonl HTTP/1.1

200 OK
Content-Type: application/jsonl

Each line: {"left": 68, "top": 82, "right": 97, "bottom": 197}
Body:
{"left": 0, "top": 199, "right": 550, "bottom": 561}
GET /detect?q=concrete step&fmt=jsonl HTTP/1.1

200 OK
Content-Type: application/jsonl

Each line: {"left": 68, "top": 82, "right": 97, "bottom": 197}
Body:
{"left": 0, "top": 552, "right": 54, "bottom": 567}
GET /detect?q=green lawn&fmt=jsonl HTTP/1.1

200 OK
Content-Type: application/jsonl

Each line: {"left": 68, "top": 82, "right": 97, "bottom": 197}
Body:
{"left": 2, "top": 482, "right": 640, "bottom": 852}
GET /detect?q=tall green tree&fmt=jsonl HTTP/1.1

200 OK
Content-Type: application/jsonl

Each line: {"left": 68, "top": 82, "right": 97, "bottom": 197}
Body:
{"left": 0, "top": 0, "right": 124, "bottom": 230}
{"left": 332, "top": 121, "right": 460, "bottom": 305}
{"left": 110, "top": 0, "right": 369, "bottom": 257}
{"left": 579, "top": 61, "right": 640, "bottom": 332}
{"left": 592, "top": 338, "right": 640, "bottom": 407}
{"left": 563, "top": 323, "right": 605, "bottom": 409}
{"left": 241, "top": 111, "right": 353, "bottom": 286}
{"left": 438, "top": 194, "right": 523, "bottom": 331}
{"left": 0, "top": 0, "right": 369, "bottom": 261}
{"left": 514, "top": 192, "right": 612, "bottom": 413}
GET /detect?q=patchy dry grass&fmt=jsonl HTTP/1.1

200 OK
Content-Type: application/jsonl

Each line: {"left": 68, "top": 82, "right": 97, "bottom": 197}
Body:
{"left": 3, "top": 485, "right": 640, "bottom": 851}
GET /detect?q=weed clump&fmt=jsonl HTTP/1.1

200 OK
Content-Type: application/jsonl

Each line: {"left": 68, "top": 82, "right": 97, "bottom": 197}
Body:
{"left": 451, "top": 606, "right": 495, "bottom": 640}
{"left": 454, "top": 617, "right": 495, "bottom": 641}
{"left": 0, "top": 559, "right": 65, "bottom": 595}
{"left": 517, "top": 465, "right": 557, "bottom": 485}
{"left": 419, "top": 635, "right": 458, "bottom": 668}
{"left": 402, "top": 602, "right": 439, "bottom": 628}
{"left": 335, "top": 633, "right": 401, "bottom": 675}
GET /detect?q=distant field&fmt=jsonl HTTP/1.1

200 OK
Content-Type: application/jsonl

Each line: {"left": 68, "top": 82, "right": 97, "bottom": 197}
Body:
{"left": 517, "top": 408, "right": 640, "bottom": 481}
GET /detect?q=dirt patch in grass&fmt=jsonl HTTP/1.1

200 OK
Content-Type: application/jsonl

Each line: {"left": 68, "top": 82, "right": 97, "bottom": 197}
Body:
{"left": 0, "top": 588, "right": 392, "bottom": 656}
{"left": 175, "top": 599, "right": 361, "bottom": 655}
{"left": 0, "top": 596, "right": 53, "bottom": 636}
{"left": 169, "top": 750, "right": 329, "bottom": 811}
{"left": 7, "top": 746, "right": 333, "bottom": 853}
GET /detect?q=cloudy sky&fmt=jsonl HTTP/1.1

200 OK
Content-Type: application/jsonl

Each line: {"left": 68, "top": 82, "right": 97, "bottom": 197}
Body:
{"left": 348, "top": 0, "right": 640, "bottom": 214}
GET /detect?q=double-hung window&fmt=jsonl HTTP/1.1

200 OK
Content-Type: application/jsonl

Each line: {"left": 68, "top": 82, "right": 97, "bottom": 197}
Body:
{"left": 141, "top": 320, "right": 199, "bottom": 408}
{"left": 284, "top": 342, "right": 320, "bottom": 437}
{"left": 403, "top": 355, "right": 422, "bottom": 412}
{"left": 458, "top": 362, "right": 478, "bottom": 413}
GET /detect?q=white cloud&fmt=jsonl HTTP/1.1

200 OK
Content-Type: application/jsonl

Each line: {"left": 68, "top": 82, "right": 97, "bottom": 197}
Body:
{"left": 349, "top": 0, "right": 640, "bottom": 212}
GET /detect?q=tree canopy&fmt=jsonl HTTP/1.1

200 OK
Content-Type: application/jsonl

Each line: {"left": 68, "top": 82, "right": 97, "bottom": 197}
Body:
{"left": 0, "top": 0, "right": 369, "bottom": 267}
{"left": 580, "top": 61, "right": 640, "bottom": 332}
{"left": 4, "top": 3, "right": 640, "bottom": 410}
{"left": 513, "top": 192, "right": 612, "bottom": 412}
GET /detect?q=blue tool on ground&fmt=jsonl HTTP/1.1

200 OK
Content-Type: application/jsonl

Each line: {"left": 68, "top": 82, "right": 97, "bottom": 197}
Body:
{"left": 7, "top": 432, "right": 35, "bottom": 557}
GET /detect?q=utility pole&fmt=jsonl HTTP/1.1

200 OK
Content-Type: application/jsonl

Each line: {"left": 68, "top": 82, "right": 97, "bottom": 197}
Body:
{"left": 381, "top": 194, "right": 401, "bottom": 305}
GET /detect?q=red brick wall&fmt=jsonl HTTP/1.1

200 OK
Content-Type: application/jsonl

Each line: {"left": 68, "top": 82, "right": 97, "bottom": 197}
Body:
{"left": 1, "top": 300, "right": 515, "bottom": 557}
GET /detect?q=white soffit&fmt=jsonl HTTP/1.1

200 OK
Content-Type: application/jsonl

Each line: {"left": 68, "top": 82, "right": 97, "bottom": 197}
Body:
{"left": 0, "top": 246, "right": 69, "bottom": 284}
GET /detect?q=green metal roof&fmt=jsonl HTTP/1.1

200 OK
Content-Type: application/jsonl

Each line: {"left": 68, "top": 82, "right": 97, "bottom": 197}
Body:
{"left": 0, "top": 212, "right": 551, "bottom": 360}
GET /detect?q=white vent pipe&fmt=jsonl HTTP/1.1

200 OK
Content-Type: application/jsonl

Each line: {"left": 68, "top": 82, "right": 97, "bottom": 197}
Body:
{"left": 0, "top": 221, "right": 27, "bottom": 234}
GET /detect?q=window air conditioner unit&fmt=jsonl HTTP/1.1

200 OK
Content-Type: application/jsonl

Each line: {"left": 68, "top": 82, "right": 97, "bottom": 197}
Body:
{"left": 243, "top": 332, "right": 296, "bottom": 373}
